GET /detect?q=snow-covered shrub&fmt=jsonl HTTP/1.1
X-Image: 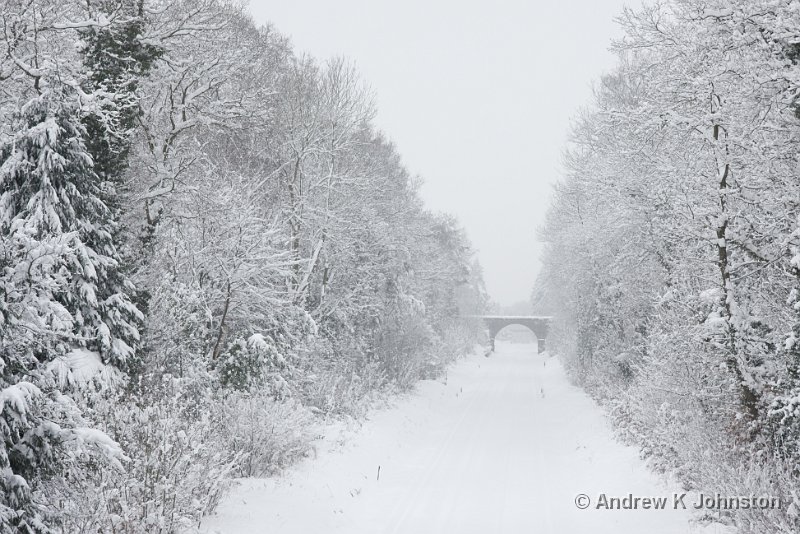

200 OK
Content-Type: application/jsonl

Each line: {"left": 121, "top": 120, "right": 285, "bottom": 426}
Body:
{"left": 425, "top": 318, "right": 484, "bottom": 378}
{"left": 55, "top": 383, "right": 238, "bottom": 534}
{"left": 768, "top": 389, "right": 800, "bottom": 465}
{"left": 137, "top": 281, "right": 211, "bottom": 381}
{"left": 219, "top": 392, "right": 314, "bottom": 477}
{"left": 216, "top": 334, "right": 288, "bottom": 394}
{"left": 373, "top": 294, "right": 436, "bottom": 390}
{"left": 299, "top": 356, "right": 386, "bottom": 417}
{"left": 1, "top": 380, "right": 128, "bottom": 534}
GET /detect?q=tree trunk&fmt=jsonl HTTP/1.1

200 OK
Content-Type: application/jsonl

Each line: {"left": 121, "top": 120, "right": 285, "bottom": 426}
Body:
{"left": 712, "top": 119, "right": 759, "bottom": 422}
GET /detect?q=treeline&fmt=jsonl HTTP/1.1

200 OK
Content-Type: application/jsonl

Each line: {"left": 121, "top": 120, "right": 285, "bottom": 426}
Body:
{"left": 536, "top": 1, "right": 800, "bottom": 532}
{"left": 0, "top": 1, "right": 487, "bottom": 532}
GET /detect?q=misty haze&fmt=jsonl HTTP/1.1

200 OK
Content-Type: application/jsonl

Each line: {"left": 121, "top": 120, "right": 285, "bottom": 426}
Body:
{"left": 0, "top": 1, "right": 798, "bottom": 534}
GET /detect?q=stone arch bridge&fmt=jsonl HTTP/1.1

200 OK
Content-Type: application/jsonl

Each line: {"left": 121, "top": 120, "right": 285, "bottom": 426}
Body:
{"left": 466, "top": 316, "right": 551, "bottom": 354}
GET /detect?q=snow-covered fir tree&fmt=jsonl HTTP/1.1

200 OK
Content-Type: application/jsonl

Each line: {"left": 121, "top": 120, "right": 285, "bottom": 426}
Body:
{"left": 80, "top": 0, "right": 163, "bottom": 200}
{"left": 0, "top": 83, "right": 140, "bottom": 532}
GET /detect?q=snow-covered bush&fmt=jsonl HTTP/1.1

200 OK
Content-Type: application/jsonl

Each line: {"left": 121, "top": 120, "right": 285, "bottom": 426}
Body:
{"left": 136, "top": 280, "right": 211, "bottom": 381}
{"left": 54, "top": 383, "right": 238, "bottom": 534}
{"left": 434, "top": 318, "right": 485, "bottom": 365}
{"left": 373, "top": 293, "right": 436, "bottom": 390}
{"left": 298, "top": 354, "right": 386, "bottom": 417}
{"left": 219, "top": 392, "right": 314, "bottom": 477}
{"left": 216, "top": 334, "right": 289, "bottom": 394}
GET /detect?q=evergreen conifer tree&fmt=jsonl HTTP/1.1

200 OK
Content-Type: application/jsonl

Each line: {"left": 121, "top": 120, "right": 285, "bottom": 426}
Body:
{"left": 0, "top": 84, "right": 140, "bottom": 532}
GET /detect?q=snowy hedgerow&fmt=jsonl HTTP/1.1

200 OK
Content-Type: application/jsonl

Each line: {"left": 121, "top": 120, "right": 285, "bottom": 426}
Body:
{"left": 537, "top": 1, "right": 800, "bottom": 532}
{"left": 2, "top": 1, "right": 488, "bottom": 530}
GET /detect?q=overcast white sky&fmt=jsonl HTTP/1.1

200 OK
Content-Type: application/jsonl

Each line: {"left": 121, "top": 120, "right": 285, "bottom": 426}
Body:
{"left": 247, "top": 0, "right": 629, "bottom": 306}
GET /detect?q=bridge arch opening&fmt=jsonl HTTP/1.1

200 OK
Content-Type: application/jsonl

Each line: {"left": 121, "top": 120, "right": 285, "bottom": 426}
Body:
{"left": 493, "top": 324, "right": 539, "bottom": 352}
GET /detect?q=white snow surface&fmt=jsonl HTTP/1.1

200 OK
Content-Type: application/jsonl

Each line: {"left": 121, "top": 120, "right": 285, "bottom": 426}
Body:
{"left": 203, "top": 342, "right": 732, "bottom": 534}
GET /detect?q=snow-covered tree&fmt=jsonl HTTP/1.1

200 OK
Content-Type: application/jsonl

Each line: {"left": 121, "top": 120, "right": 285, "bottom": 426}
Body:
{"left": 80, "top": 0, "right": 163, "bottom": 197}
{"left": 0, "top": 85, "right": 140, "bottom": 532}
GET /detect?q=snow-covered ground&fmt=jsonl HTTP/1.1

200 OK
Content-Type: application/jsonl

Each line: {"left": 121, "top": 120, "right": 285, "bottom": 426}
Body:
{"left": 202, "top": 342, "right": 732, "bottom": 534}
